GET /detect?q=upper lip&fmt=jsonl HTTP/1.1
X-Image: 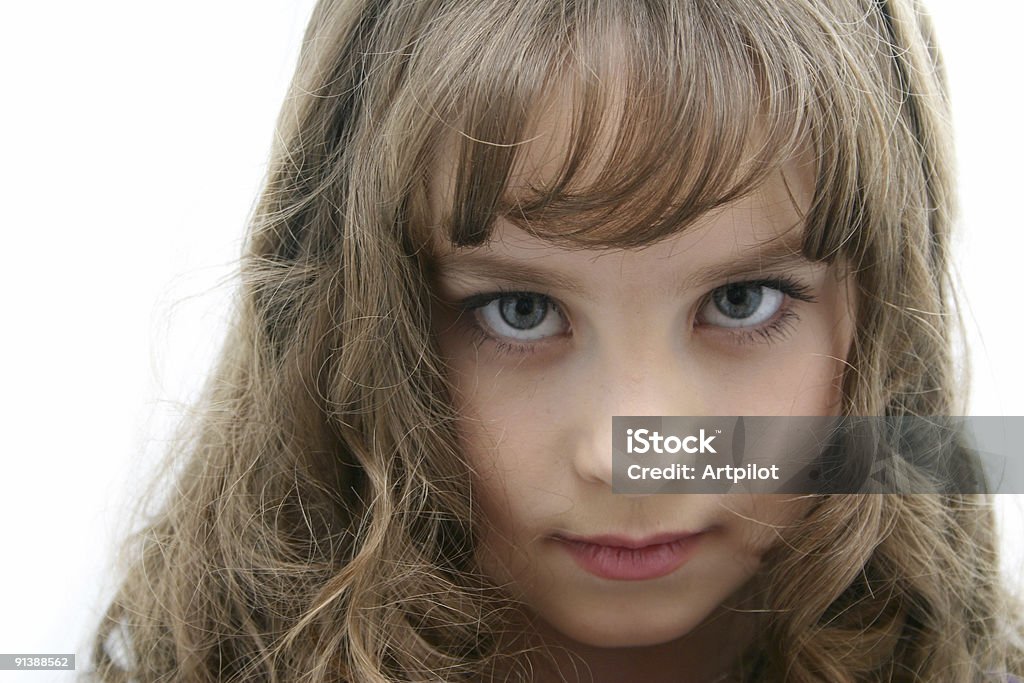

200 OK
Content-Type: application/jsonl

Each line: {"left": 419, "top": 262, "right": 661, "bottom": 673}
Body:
{"left": 552, "top": 530, "right": 703, "bottom": 550}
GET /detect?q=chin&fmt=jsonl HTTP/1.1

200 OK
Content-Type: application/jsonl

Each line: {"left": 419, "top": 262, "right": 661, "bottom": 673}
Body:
{"left": 541, "top": 606, "right": 706, "bottom": 649}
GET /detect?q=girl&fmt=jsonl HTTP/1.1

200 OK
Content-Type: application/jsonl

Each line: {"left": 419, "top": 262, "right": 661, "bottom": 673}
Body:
{"left": 88, "top": 0, "right": 1024, "bottom": 681}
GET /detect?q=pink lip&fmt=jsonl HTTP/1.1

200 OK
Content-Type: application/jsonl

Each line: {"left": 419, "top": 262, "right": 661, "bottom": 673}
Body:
{"left": 553, "top": 531, "right": 706, "bottom": 581}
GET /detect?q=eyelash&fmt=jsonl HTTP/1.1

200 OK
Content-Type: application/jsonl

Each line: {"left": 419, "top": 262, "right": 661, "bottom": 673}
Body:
{"left": 455, "top": 276, "right": 817, "bottom": 359}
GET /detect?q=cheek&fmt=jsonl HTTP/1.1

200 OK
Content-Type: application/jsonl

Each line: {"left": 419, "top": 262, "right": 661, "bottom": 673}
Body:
{"left": 437, "top": 333, "right": 562, "bottom": 482}
{"left": 703, "top": 349, "right": 845, "bottom": 416}
{"left": 444, "top": 383, "right": 569, "bottom": 589}
{"left": 443, "top": 369, "right": 550, "bottom": 523}
{"left": 464, "top": 442, "right": 554, "bottom": 595}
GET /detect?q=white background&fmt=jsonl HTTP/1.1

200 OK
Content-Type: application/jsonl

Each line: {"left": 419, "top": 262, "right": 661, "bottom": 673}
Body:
{"left": 0, "top": 2, "right": 1021, "bottom": 680}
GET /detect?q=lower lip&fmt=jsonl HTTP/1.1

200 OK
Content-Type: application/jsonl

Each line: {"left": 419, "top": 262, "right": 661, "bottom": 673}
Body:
{"left": 556, "top": 534, "right": 705, "bottom": 581}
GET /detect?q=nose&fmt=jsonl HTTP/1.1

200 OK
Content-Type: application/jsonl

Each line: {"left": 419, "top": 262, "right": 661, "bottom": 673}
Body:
{"left": 571, "top": 346, "right": 709, "bottom": 488}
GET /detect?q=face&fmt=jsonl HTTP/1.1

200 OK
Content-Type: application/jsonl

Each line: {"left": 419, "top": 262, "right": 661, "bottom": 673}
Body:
{"left": 428, "top": 159, "right": 856, "bottom": 650}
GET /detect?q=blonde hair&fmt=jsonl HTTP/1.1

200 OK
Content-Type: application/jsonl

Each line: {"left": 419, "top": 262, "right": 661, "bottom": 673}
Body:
{"left": 89, "top": 0, "right": 1024, "bottom": 681}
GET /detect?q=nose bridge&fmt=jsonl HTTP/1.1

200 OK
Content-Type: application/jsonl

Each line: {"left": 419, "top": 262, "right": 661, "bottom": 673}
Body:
{"left": 610, "top": 326, "right": 711, "bottom": 416}
{"left": 572, "top": 337, "right": 708, "bottom": 488}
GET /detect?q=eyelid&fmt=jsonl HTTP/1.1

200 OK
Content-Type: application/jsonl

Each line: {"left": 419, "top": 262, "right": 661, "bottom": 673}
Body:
{"left": 710, "top": 276, "right": 817, "bottom": 304}
{"left": 457, "top": 287, "right": 559, "bottom": 311}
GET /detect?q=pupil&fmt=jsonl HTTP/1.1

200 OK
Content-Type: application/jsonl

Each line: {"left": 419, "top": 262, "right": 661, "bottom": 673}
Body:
{"left": 500, "top": 295, "right": 546, "bottom": 329}
{"left": 515, "top": 298, "right": 534, "bottom": 316}
{"left": 726, "top": 285, "right": 748, "bottom": 306}
{"left": 714, "top": 284, "right": 763, "bottom": 319}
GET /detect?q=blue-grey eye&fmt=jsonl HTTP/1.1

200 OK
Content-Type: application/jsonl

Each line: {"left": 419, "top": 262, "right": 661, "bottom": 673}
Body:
{"left": 477, "top": 294, "right": 566, "bottom": 341}
{"left": 499, "top": 295, "right": 547, "bottom": 329}
{"left": 702, "top": 284, "right": 784, "bottom": 328}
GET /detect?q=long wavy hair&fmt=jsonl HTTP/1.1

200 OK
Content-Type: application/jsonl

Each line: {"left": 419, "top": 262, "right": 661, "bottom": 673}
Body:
{"left": 88, "top": 0, "right": 1024, "bottom": 681}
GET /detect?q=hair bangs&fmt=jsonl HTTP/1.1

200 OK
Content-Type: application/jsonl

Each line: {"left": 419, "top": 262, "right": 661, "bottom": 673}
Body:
{"left": 404, "top": 0, "right": 870, "bottom": 257}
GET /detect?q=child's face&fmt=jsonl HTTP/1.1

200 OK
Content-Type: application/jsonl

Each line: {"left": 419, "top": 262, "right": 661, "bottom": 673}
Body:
{"left": 429, "top": 154, "right": 855, "bottom": 649}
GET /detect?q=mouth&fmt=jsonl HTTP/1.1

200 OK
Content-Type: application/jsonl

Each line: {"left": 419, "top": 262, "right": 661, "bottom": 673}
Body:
{"left": 552, "top": 530, "right": 707, "bottom": 581}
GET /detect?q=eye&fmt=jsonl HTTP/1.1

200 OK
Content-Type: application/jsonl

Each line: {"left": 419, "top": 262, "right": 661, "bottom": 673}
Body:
{"left": 699, "top": 283, "right": 785, "bottom": 328}
{"left": 474, "top": 292, "right": 567, "bottom": 342}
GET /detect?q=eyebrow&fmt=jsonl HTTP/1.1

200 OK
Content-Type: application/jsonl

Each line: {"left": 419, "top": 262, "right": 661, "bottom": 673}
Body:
{"left": 433, "top": 234, "right": 812, "bottom": 299}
